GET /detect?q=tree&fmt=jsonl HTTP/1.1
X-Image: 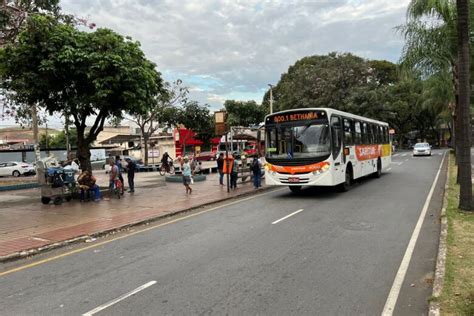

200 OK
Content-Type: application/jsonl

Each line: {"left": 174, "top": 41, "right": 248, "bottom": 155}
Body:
{"left": 0, "top": 0, "right": 61, "bottom": 45}
{"left": 261, "top": 53, "right": 398, "bottom": 117}
{"left": 456, "top": 0, "right": 472, "bottom": 211}
{"left": 129, "top": 80, "right": 188, "bottom": 165}
{"left": 39, "top": 128, "right": 78, "bottom": 148}
{"left": 224, "top": 100, "right": 266, "bottom": 127}
{"left": 0, "top": 15, "right": 164, "bottom": 170}
{"left": 177, "top": 101, "right": 214, "bottom": 153}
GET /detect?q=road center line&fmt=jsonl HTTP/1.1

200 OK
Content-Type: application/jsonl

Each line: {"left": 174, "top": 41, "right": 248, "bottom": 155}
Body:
{"left": 82, "top": 281, "right": 157, "bottom": 316}
{"left": 272, "top": 209, "right": 304, "bottom": 225}
{"left": 382, "top": 151, "right": 446, "bottom": 316}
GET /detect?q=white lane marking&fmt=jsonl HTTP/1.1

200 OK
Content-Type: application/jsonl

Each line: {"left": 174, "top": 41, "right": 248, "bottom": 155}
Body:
{"left": 438, "top": 153, "right": 442, "bottom": 156}
{"left": 382, "top": 152, "right": 446, "bottom": 316}
{"left": 272, "top": 209, "right": 304, "bottom": 225}
{"left": 392, "top": 162, "right": 403, "bottom": 166}
{"left": 387, "top": 168, "right": 392, "bottom": 171}
{"left": 401, "top": 153, "right": 407, "bottom": 157}
{"left": 82, "top": 281, "right": 157, "bottom": 316}
{"left": 393, "top": 154, "right": 399, "bottom": 157}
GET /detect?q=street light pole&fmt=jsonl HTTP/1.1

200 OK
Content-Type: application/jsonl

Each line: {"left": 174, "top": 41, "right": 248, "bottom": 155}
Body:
{"left": 268, "top": 84, "right": 274, "bottom": 114}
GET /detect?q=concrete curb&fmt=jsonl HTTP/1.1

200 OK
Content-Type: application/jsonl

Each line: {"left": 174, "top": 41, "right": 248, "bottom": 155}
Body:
{"left": 0, "top": 186, "right": 276, "bottom": 263}
{"left": 429, "top": 154, "right": 450, "bottom": 316}
{"left": 0, "top": 182, "right": 39, "bottom": 191}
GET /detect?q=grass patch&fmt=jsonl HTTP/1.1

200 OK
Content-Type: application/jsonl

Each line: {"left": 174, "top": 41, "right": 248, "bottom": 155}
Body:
{"left": 438, "top": 154, "right": 474, "bottom": 315}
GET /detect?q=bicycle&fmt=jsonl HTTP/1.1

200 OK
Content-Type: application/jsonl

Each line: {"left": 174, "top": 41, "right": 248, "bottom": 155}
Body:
{"left": 159, "top": 162, "right": 175, "bottom": 176}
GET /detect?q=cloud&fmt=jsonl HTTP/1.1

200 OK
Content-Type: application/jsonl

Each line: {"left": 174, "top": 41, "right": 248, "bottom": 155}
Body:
{"left": 61, "top": 0, "right": 410, "bottom": 107}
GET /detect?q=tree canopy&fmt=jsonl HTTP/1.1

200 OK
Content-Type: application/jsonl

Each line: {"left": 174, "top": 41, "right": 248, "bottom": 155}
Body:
{"left": 262, "top": 52, "right": 398, "bottom": 115}
{"left": 224, "top": 100, "right": 265, "bottom": 127}
{"left": 0, "top": 15, "right": 165, "bottom": 170}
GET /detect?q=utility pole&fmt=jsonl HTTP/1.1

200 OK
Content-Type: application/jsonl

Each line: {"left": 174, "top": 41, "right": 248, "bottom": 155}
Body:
{"left": 268, "top": 84, "right": 274, "bottom": 114}
{"left": 65, "top": 115, "right": 71, "bottom": 159}
{"left": 45, "top": 120, "right": 49, "bottom": 156}
{"left": 31, "top": 103, "right": 41, "bottom": 161}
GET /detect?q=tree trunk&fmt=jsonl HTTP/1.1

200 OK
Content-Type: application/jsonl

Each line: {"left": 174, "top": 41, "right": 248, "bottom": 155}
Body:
{"left": 76, "top": 127, "right": 92, "bottom": 172}
{"left": 456, "top": 0, "right": 472, "bottom": 211}
{"left": 144, "top": 135, "right": 149, "bottom": 166}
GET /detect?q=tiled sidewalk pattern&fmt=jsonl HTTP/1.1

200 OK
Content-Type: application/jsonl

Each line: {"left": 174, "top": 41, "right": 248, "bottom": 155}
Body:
{"left": 0, "top": 172, "right": 263, "bottom": 258}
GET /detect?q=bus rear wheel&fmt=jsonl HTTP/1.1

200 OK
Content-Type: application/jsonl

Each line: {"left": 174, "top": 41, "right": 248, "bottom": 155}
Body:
{"left": 374, "top": 158, "right": 382, "bottom": 178}
{"left": 289, "top": 186, "right": 302, "bottom": 193}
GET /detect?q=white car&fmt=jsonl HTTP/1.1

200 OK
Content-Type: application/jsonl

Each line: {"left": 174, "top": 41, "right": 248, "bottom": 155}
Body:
{"left": 413, "top": 143, "right": 432, "bottom": 156}
{"left": 0, "top": 161, "right": 36, "bottom": 177}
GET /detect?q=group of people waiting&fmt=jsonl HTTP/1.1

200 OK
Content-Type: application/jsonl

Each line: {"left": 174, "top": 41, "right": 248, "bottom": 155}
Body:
{"left": 72, "top": 151, "right": 263, "bottom": 201}
{"left": 74, "top": 156, "right": 136, "bottom": 202}
{"left": 216, "top": 153, "right": 263, "bottom": 190}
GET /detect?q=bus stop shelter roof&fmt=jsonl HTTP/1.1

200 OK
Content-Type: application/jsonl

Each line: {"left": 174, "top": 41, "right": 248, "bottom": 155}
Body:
{"left": 99, "top": 134, "right": 140, "bottom": 145}
{"left": 229, "top": 128, "right": 258, "bottom": 141}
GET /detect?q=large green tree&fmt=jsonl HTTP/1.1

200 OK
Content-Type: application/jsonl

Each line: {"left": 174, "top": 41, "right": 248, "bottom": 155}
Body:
{"left": 129, "top": 80, "right": 188, "bottom": 165}
{"left": 261, "top": 53, "right": 398, "bottom": 117}
{"left": 0, "top": 15, "right": 164, "bottom": 170}
{"left": 177, "top": 101, "right": 214, "bottom": 151}
{"left": 0, "top": 0, "right": 61, "bottom": 45}
{"left": 224, "top": 100, "right": 265, "bottom": 127}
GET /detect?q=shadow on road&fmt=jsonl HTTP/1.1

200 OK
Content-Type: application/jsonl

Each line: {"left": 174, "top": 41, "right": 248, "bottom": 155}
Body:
{"left": 273, "top": 174, "right": 382, "bottom": 199}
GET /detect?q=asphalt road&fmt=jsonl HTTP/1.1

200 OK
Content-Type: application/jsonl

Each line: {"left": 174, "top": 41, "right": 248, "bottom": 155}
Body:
{"left": 0, "top": 150, "right": 447, "bottom": 315}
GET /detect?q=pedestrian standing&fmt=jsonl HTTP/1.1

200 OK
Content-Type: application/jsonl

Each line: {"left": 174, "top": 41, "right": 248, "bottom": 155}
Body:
{"left": 115, "top": 156, "right": 125, "bottom": 195}
{"left": 251, "top": 156, "right": 262, "bottom": 189}
{"left": 181, "top": 156, "right": 193, "bottom": 194}
{"left": 217, "top": 153, "right": 224, "bottom": 185}
{"left": 109, "top": 159, "right": 119, "bottom": 195}
{"left": 125, "top": 158, "right": 136, "bottom": 193}
{"left": 230, "top": 155, "right": 239, "bottom": 189}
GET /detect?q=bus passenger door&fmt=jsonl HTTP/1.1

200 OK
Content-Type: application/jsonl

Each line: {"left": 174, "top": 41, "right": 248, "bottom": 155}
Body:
{"left": 331, "top": 116, "right": 345, "bottom": 184}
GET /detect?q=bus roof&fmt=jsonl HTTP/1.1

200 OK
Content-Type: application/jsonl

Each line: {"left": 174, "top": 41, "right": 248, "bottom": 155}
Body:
{"left": 265, "top": 108, "right": 389, "bottom": 126}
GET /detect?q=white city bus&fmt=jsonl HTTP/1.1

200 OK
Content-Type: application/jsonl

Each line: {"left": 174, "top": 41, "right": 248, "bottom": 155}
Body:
{"left": 264, "top": 108, "right": 391, "bottom": 193}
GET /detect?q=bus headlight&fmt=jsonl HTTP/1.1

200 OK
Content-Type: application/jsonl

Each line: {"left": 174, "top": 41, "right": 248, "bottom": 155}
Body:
{"left": 264, "top": 163, "right": 272, "bottom": 171}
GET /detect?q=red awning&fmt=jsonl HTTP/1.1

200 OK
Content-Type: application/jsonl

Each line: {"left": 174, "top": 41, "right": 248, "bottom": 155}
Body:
{"left": 176, "top": 128, "right": 204, "bottom": 146}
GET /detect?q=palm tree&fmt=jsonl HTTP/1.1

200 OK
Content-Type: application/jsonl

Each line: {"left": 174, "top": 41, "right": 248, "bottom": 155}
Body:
{"left": 456, "top": 0, "right": 472, "bottom": 211}
{"left": 399, "top": 0, "right": 459, "bottom": 152}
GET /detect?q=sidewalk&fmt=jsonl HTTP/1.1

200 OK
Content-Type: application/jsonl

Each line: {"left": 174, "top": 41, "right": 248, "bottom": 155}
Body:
{"left": 0, "top": 172, "right": 267, "bottom": 261}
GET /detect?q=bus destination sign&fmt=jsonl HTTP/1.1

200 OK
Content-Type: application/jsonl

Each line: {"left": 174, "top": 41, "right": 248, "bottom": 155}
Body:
{"left": 266, "top": 110, "right": 326, "bottom": 124}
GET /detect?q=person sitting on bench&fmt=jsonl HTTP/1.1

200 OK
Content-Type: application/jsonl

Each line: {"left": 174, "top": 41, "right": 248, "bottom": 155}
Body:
{"left": 77, "top": 170, "right": 101, "bottom": 202}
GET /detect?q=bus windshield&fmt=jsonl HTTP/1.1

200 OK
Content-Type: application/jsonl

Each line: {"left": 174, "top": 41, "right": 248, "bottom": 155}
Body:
{"left": 266, "top": 123, "right": 331, "bottom": 159}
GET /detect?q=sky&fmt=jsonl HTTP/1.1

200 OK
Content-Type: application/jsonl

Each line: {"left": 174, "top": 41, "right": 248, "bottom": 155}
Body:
{"left": 1, "top": 0, "right": 411, "bottom": 129}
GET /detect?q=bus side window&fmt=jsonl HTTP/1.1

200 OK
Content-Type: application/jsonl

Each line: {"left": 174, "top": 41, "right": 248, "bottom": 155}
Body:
{"left": 385, "top": 127, "right": 389, "bottom": 143}
{"left": 362, "top": 122, "right": 368, "bottom": 144}
{"left": 331, "top": 116, "right": 342, "bottom": 159}
{"left": 370, "top": 124, "right": 376, "bottom": 144}
{"left": 354, "top": 121, "right": 362, "bottom": 144}
{"left": 343, "top": 118, "right": 353, "bottom": 146}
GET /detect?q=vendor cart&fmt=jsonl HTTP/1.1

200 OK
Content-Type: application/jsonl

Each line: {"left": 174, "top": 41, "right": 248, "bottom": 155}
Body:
{"left": 36, "top": 157, "right": 75, "bottom": 205}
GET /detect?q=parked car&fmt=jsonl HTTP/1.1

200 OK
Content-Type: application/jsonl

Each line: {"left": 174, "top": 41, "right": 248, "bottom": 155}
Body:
{"left": 195, "top": 151, "right": 217, "bottom": 161}
{"left": 413, "top": 143, "right": 432, "bottom": 156}
{"left": 0, "top": 161, "right": 36, "bottom": 177}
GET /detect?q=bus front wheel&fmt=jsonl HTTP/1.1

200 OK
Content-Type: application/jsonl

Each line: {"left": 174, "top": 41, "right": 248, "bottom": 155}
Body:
{"left": 289, "top": 186, "right": 302, "bottom": 193}
{"left": 338, "top": 167, "right": 353, "bottom": 192}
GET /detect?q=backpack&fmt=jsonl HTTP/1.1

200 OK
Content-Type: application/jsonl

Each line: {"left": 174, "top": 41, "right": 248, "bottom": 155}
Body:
{"left": 51, "top": 172, "right": 64, "bottom": 188}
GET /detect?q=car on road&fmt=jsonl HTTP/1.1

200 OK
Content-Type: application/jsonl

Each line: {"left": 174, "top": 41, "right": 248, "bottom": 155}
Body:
{"left": 413, "top": 142, "right": 432, "bottom": 156}
{"left": 0, "top": 161, "right": 36, "bottom": 177}
{"left": 195, "top": 151, "right": 217, "bottom": 161}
